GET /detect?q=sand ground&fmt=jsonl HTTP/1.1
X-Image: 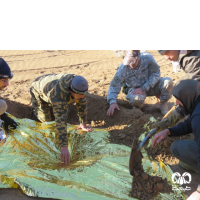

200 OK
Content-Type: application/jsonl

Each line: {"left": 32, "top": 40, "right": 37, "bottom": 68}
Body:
{"left": 0, "top": 50, "right": 198, "bottom": 199}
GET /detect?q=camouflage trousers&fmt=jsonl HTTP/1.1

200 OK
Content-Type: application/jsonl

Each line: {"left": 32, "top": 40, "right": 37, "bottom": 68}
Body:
{"left": 125, "top": 77, "right": 173, "bottom": 108}
{"left": 30, "top": 87, "right": 55, "bottom": 122}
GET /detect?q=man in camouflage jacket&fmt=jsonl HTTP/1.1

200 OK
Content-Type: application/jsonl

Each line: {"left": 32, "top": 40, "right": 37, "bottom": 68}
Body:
{"left": 107, "top": 50, "right": 173, "bottom": 116}
{"left": 30, "top": 73, "right": 93, "bottom": 164}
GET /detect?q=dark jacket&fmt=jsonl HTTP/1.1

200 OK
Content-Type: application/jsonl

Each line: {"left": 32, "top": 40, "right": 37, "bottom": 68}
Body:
{"left": 179, "top": 50, "right": 200, "bottom": 81}
{"left": 168, "top": 77, "right": 200, "bottom": 187}
{"left": 169, "top": 97, "right": 200, "bottom": 187}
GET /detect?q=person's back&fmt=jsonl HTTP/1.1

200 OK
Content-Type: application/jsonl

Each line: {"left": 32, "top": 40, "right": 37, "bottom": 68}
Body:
{"left": 31, "top": 73, "right": 75, "bottom": 104}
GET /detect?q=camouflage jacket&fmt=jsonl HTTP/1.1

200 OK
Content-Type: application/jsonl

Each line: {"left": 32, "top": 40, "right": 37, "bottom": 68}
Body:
{"left": 107, "top": 52, "right": 160, "bottom": 104}
{"left": 32, "top": 73, "right": 87, "bottom": 147}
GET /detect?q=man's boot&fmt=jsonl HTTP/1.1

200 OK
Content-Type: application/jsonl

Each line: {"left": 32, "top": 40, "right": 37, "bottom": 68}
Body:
{"left": 159, "top": 102, "right": 169, "bottom": 115}
{"left": 179, "top": 161, "right": 198, "bottom": 173}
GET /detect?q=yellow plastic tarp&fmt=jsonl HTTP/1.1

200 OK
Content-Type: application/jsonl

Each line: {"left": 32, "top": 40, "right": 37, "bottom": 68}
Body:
{"left": 0, "top": 116, "right": 133, "bottom": 200}
{"left": 0, "top": 116, "right": 186, "bottom": 200}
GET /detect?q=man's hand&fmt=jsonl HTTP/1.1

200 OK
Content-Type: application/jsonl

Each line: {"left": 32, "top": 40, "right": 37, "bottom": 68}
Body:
{"left": 187, "top": 191, "right": 200, "bottom": 200}
{"left": 1, "top": 113, "right": 19, "bottom": 130}
{"left": 60, "top": 146, "right": 70, "bottom": 164}
{"left": 152, "top": 118, "right": 168, "bottom": 131}
{"left": 107, "top": 103, "right": 120, "bottom": 116}
{"left": 131, "top": 88, "right": 144, "bottom": 95}
{"left": 152, "top": 129, "right": 170, "bottom": 147}
{"left": 77, "top": 124, "right": 93, "bottom": 132}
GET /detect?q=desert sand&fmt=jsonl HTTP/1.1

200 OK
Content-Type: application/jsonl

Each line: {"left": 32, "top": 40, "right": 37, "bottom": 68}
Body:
{"left": 0, "top": 50, "right": 198, "bottom": 199}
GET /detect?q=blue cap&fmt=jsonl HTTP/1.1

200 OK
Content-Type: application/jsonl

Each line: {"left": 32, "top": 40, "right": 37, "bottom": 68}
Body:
{"left": 70, "top": 76, "right": 88, "bottom": 94}
{"left": 0, "top": 58, "right": 13, "bottom": 79}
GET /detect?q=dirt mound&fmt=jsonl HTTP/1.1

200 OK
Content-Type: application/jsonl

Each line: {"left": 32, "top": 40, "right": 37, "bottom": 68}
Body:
{"left": 129, "top": 140, "right": 172, "bottom": 200}
{"left": 146, "top": 133, "right": 194, "bottom": 165}
{"left": 130, "top": 170, "right": 171, "bottom": 200}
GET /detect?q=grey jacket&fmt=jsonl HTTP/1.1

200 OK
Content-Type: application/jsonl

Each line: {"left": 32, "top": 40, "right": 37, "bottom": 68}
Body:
{"left": 179, "top": 50, "right": 200, "bottom": 81}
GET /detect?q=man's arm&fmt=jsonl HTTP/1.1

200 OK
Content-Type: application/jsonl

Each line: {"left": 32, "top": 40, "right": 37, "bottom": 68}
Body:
{"left": 168, "top": 116, "right": 193, "bottom": 136}
{"left": 141, "top": 61, "right": 161, "bottom": 92}
{"left": 52, "top": 101, "right": 70, "bottom": 164}
{"left": 75, "top": 97, "right": 93, "bottom": 131}
{"left": 107, "top": 63, "right": 125, "bottom": 104}
{"left": 52, "top": 101, "right": 68, "bottom": 147}
{"left": 75, "top": 97, "right": 87, "bottom": 124}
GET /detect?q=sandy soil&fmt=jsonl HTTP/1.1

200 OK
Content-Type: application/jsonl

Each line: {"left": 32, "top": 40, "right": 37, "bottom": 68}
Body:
{"left": 0, "top": 50, "right": 198, "bottom": 199}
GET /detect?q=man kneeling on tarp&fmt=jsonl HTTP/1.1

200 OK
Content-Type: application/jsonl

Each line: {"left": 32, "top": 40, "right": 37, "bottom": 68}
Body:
{"left": 30, "top": 73, "right": 93, "bottom": 164}
{"left": 152, "top": 76, "right": 200, "bottom": 200}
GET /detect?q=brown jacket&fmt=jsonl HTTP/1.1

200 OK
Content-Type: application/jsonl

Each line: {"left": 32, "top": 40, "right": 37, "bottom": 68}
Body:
{"left": 179, "top": 50, "right": 200, "bottom": 80}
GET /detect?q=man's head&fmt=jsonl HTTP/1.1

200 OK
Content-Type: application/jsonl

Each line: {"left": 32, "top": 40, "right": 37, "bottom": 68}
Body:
{"left": 172, "top": 75, "right": 199, "bottom": 114}
{"left": 158, "top": 50, "right": 180, "bottom": 62}
{"left": 0, "top": 58, "right": 13, "bottom": 90}
{"left": 123, "top": 50, "right": 141, "bottom": 69}
{"left": 70, "top": 76, "right": 88, "bottom": 99}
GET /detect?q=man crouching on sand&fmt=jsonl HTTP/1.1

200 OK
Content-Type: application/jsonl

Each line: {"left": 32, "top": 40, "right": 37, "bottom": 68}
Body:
{"left": 107, "top": 50, "right": 173, "bottom": 116}
{"left": 30, "top": 73, "right": 93, "bottom": 164}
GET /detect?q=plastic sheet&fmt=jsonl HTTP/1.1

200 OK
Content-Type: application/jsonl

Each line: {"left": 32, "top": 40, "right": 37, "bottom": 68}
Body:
{"left": 0, "top": 115, "right": 187, "bottom": 200}
{"left": 0, "top": 116, "right": 133, "bottom": 199}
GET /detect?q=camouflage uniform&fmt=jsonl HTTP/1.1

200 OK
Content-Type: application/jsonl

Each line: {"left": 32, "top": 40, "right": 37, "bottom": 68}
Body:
{"left": 30, "top": 73, "right": 87, "bottom": 147}
{"left": 107, "top": 52, "right": 173, "bottom": 107}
